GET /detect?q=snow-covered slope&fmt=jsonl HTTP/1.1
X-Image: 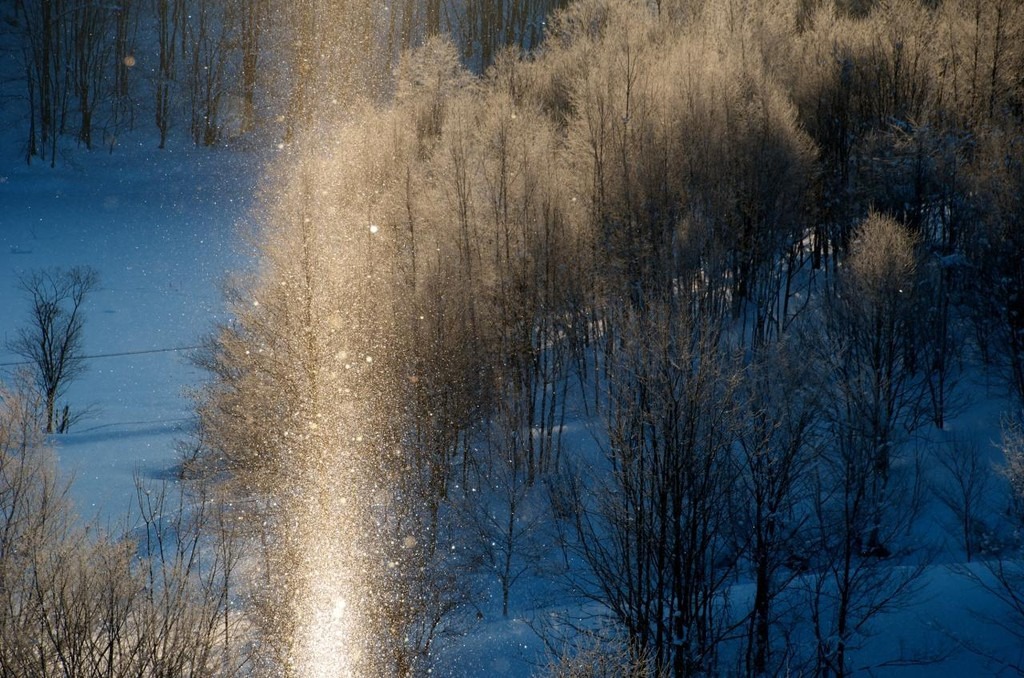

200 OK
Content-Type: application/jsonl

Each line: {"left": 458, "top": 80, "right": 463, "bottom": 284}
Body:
{"left": 3, "top": 140, "right": 1024, "bottom": 678}
{"left": 0, "top": 142, "right": 260, "bottom": 523}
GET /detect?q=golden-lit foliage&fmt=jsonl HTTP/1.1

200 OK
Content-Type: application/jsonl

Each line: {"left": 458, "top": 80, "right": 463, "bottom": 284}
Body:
{"left": 201, "top": 120, "right": 421, "bottom": 673}
{"left": 847, "top": 211, "right": 918, "bottom": 299}
{"left": 2, "top": 383, "right": 245, "bottom": 676}
{"left": 195, "top": 0, "right": 1024, "bottom": 674}
{"left": 10, "top": 0, "right": 1024, "bottom": 674}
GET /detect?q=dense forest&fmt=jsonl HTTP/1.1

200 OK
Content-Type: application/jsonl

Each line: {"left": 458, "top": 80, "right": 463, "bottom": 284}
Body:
{"left": 1, "top": 0, "right": 568, "bottom": 160}
{"left": 3, "top": 0, "right": 1024, "bottom": 676}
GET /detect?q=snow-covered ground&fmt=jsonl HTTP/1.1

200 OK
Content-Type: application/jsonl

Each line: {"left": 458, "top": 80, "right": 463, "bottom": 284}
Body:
{"left": 0, "top": 140, "right": 260, "bottom": 524}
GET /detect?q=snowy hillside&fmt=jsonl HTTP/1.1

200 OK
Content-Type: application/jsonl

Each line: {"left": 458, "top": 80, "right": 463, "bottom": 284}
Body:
{"left": 0, "top": 144, "right": 260, "bottom": 522}
{"left": 3, "top": 1, "right": 1024, "bottom": 677}
{"left": 2, "top": 145, "right": 1021, "bottom": 676}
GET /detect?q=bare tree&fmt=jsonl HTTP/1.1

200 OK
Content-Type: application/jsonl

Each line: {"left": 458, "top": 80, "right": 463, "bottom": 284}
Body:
{"left": 822, "top": 212, "right": 924, "bottom": 554}
{"left": 933, "top": 438, "right": 993, "bottom": 563}
{"left": 153, "top": 0, "right": 186, "bottom": 149}
{"left": 237, "top": 0, "right": 268, "bottom": 134}
{"left": 734, "top": 338, "right": 822, "bottom": 676}
{"left": 13, "top": 0, "right": 68, "bottom": 166}
{"left": 465, "top": 413, "right": 551, "bottom": 618}
{"left": 69, "top": 0, "right": 118, "bottom": 150}
{"left": 963, "top": 130, "right": 1024, "bottom": 409}
{"left": 807, "top": 211, "right": 932, "bottom": 675}
{"left": 803, "top": 436, "right": 928, "bottom": 678}
{"left": 8, "top": 267, "right": 98, "bottom": 434}
{"left": 0, "top": 378, "right": 57, "bottom": 671}
{"left": 567, "top": 301, "right": 741, "bottom": 677}
{"left": 183, "top": 0, "right": 233, "bottom": 146}
{"left": 110, "top": 0, "right": 141, "bottom": 137}
{"left": 0, "top": 378, "right": 246, "bottom": 676}
{"left": 131, "top": 474, "right": 247, "bottom": 676}
{"left": 950, "top": 417, "right": 1024, "bottom": 674}
{"left": 1000, "top": 417, "right": 1024, "bottom": 527}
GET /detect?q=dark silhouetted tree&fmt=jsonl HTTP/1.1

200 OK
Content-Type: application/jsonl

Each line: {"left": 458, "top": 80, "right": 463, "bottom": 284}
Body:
{"left": 9, "top": 267, "right": 97, "bottom": 434}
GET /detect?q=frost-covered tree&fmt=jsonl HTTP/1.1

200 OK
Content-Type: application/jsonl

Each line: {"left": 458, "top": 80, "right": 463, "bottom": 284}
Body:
{"left": 822, "top": 212, "right": 923, "bottom": 553}
{"left": 195, "top": 105, "right": 485, "bottom": 672}
{"left": 0, "top": 380, "right": 245, "bottom": 676}
{"left": 806, "top": 213, "right": 929, "bottom": 677}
